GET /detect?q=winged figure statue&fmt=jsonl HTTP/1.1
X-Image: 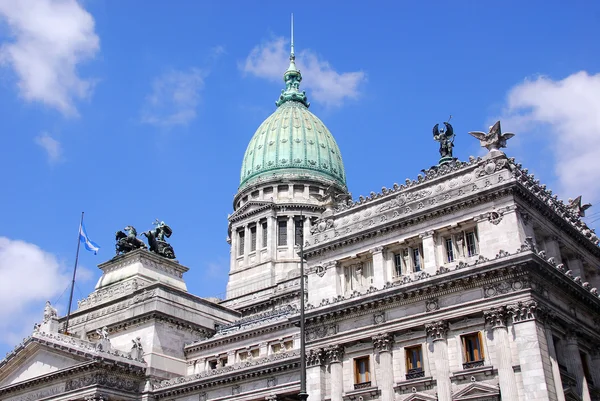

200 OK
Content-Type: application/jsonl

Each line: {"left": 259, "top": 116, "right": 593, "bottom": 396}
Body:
{"left": 432, "top": 122, "right": 455, "bottom": 159}
{"left": 468, "top": 121, "right": 514, "bottom": 152}
{"left": 567, "top": 196, "right": 592, "bottom": 218}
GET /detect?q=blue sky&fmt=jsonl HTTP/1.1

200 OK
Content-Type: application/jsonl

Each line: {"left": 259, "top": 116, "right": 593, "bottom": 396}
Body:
{"left": 1, "top": 0, "right": 599, "bottom": 354}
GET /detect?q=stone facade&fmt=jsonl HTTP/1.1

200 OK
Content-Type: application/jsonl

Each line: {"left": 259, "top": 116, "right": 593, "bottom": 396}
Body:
{"left": 2, "top": 42, "right": 600, "bottom": 401}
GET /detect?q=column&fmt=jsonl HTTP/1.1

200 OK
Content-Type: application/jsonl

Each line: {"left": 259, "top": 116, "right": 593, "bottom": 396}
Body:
{"left": 195, "top": 358, "right": 205, "bottom": 374}
{"left": 307, "top": 348, "right": 325, "bottom": 401}
{"left": 370, "top": 247, "right": 386, "bottom": 289}
{"left": 227, "top": 350, "right": 236, "bottom": 366}
{"left": 420, "top": 231, "right": 436, "bottom": 274}
{"left": 516, "top": 209, "right": 536, "bottom": 243}
{"left": 591, "top": 348, "right": 600, "bottom": 392}
{"left": 484, "top": 307, "right": 519, "bottom": 400}
{"left": 543, "top": 236, "right": 563, "bottom": 265}
{"left": 425, "top": 320, "right": 452, "bottom": 401}
{"left": 543, "top": 322, "right": 566, "bottom": 401}
{"left": 566, "top": 256, "right": 585, "bottom": 281}
{"left": 287, "top": 215, "right": 295, "bottom": 255}
{"left": 267, "top": 215, "right": 275, "bottom": 257}
{"left": 373, "top": 333, "right": 394, "bottom": 401}
{"left": 564, "top": 330, "right": 592, "bottom": 401}
{"left": 326, "top": 344, "right": 344, "bottom": 401}
{"left": 508, "top": 301, "right": 558, "bottom": 401}
{"left": 243, "top": 224, "right": 250, "bottom": 266}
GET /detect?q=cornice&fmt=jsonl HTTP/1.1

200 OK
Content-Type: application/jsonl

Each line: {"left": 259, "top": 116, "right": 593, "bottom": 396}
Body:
{"left": 153, "top": 351, "right": 300, "bottom": 397}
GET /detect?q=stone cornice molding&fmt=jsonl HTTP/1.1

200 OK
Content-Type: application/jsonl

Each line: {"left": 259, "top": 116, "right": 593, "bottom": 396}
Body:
{"left": 229, "top": 200, "right": 275, "bottom": 223}
{"left": 306, "top": 348, "right": 325, "bottom": 367}
{"left": 152, "top": 351, "right": 300, "bottom": 396}
{"left": 483, "top": 306, "right": 509, "bottom": 329}
{"left": 372, "top": 332, "right": 394, "bottom": 353}
{"left": 325, "top": 344, "right": 344, "bottom": 364}
{"left": 425, "top": 320, "right": 448, "bottom": 341}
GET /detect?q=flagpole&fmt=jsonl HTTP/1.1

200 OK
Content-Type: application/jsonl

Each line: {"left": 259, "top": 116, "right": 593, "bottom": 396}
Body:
{"left": 64, "top": 211, "right": 84, "bottom": 334}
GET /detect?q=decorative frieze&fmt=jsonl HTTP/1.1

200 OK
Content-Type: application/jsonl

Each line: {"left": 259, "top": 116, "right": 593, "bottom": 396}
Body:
{"left": 425, "top": 320, "right": 448, "bottom": 341}
{"left": 325, "top": 344, "right": 344, "bottom": 364}
{"left": 305, "top": 324, "right": 337, "bottom": 340}
{"left": 483, "top": 278, "right": 528, "bottom": 298}
{"left": 483, "top": 306, "right": 508, "bottom": 328}
{"left": 372, "top": 333, "right": 394, "bottom": 353}
{"left": 306, "top": 348, "right": 325, "bottom": 367}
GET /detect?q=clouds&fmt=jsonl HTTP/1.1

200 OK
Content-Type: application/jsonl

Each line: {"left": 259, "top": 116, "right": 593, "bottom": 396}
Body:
{"left": 35, "top": 132, "right": 63, "bottom": 164}
{"left": 242, "top": 37, "right": 366, "bottom": 108}
{"left": 141, "top": 68, "right": 205, "bottom": 128}
{"left": 0, "top": 0, "right": 100, "bottom": 116}
{"left": 501, "top": 71, "right": 600, "bottom": 204}
{"left": 0, "top": 237, "right": 71, "bottom": 345}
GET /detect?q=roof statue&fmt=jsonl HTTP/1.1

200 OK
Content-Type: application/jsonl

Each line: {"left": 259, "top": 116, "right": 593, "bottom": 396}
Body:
{"left": 115, "top": 225, "right": 147, "bottom": 255}
{"left": 567, "top": 195, "right": 592, "bottom": 218}
{"left": 432, "top": 118, "right": 455, "bottom": 164}
{"left": 43, "top": 301, "right": 58, "bottom": 323}
{"left": 468, "top": 120, "right": 515, "bottom": 152}
{"left": 142, "top": 219, "right": 176, "bottom": 259}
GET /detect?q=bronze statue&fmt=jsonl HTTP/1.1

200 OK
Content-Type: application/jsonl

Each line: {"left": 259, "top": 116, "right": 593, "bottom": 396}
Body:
{"left": 433, "top": 121, "right": 455, "bottom": 162}
{"left": 142, "top": 219, "right": 176, "bottom": 259}
{"left": 468, "top": 120, "right": 514, "bottom": 152}
{"left": 115, "top": 226, "right": 147, "bottom": 255}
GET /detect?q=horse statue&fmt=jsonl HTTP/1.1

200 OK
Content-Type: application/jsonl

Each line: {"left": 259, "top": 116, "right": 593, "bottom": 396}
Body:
{"left": 115, "top": 225, "right": 147, "bottom": 255}
{"left": 142, "top": 219, "right": 176, "bottom": 259}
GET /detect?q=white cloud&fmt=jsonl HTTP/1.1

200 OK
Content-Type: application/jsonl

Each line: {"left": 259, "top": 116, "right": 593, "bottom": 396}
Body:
{"left": 500, "top": 71, "right": 600, "bottom": 205}
{"left": 0, "top": 0, "right": 99, "bottom": 116}
{"left": 242, "top": 37, "right": 366, "bottom": 108}
{"left": 0, "top": 237, "right": 71, "bottom": 345}
{"left": 141, "top": 68, "right": 205, "bottom": 127}
{"left": 35, "top": 132, "right": 63, "bottom": 164}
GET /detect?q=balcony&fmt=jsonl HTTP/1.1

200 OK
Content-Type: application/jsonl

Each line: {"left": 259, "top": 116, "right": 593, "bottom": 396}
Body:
{"left": 462, "top": 360, "right": 485, "bottom": 370}
{"left": 353, "top": 381, "right": 372, "bottom": 390}
{"left": 406, "top": 368, "right": 425, "bottom": 380}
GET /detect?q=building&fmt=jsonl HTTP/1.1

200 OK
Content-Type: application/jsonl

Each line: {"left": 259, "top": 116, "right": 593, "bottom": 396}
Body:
{"left": 1, "top": 33, "right": 600, "bottom": 401}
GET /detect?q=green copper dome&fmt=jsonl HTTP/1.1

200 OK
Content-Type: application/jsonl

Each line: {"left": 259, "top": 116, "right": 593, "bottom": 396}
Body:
{"left": 239, "top": 45, "right": 346, "bottom": 190}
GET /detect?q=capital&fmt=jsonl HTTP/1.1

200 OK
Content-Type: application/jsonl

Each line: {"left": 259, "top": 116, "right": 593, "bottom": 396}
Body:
{"left": 483, "top": 306, "right": 509, "bottom": 329}
{"left": 425, "top": 320, "right": 449, "bottom": 341}
{"left": 325, "top": 344, "right": 344, "bottom": 364}
{"left": 506, "top": 301, "right": 537, "bottom": 323}
{"left": 306, "top": 348, "right": 325, "bottom": 367}
{"left": 370, "top": 246, "right": 384, "bottom": 255}
{"left": 372, "top": 332, "right": 394, "bottom": 353}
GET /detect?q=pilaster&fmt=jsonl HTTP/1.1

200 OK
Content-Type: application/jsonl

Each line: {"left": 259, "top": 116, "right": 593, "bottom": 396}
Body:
{"left": 326, "top": 344, "right": 344, "bottom": 401}
{"left": 567, "top": 256, "right": 585, "bottom": 281}
{"left": 425, "top": 320, "right": 451, "bottom": 401}
{"left": 564, "top": 330, "right": 592, "bottom": 401}
{"left": 419, "top": 231, "right": 436, "bottom": 274}
{"left": 244, "top": 224, "right": 250, "bottom": 266}
{"left": 543, "top": 236, "right": 563, "bottom": 265}
{"left": 543, "top": 322, "right": 566, "bottom": 401}
{"left": 370, "top": 247, "right": 386, "bottom": 289}
{"left": 373, "top": 333, "right": 394, "bottom": 401}
{"left": 484, "top": 307, "right": 519, "bottom": 400}
{"left": 591, "top": 347, "right": 600, "bottom": 392}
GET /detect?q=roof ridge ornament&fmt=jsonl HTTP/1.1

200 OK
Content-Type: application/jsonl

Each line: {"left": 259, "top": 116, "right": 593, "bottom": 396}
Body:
{"left": 276, "top": 14, "right": 310, "bottom": 108}
{"left": 468, "top": 120, "right": 515, "bottom": 153}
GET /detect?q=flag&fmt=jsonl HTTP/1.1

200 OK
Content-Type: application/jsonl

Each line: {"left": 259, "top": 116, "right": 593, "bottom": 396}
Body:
{"left": 79, "top": 222, "right": 100, "bottom": 255}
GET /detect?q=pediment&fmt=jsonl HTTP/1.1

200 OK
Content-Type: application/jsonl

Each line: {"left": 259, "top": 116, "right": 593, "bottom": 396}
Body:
{"left": 403, "top": 392, "right": 438, "bottom": 401}
{"left": 230, "top": 200, "right": 273, "bottom": 221}
{"left": 0, "top": 342, "right": 88, "bottom": 387}
{"left": 453, "top": 382, "right": 500, "bottom": 400}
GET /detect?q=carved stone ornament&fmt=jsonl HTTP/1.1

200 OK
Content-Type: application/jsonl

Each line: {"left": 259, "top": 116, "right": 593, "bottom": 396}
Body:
{"left": 483, "top": 306, "right": 508, "bottom": 328}
{"left": 85, "top": 396, "right": 109, "bottom": 401}
{"left": 306, "top": 324, "right": 337, "bottom": 341}
{"left": 507, "top": 301, "right": 537, "bottom": 323}
{"left": 468, "top": 120, "right": 515, "bottom": 152}
{"left": 306, "top": 348, "right": 325, "bottom": 367}
{"left": 374, "top": 312, "right": 385, "bottom": 325}
{"left": 372, "top": 332, "right": 394, "bottom": 353}
{"left": 325, "top": 344, "right": 344, "bottom": 364}
{"left": 425, "top": 298, "right": 439, "bottom": 312}
{"left": 315, "top": 265, "right": 326, "bottom": 277}
{"left": 425, "top": 320, "right": 449, "bottom": 341}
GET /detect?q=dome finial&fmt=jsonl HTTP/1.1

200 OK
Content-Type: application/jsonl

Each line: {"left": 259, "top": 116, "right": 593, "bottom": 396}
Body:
{"left": 276, "top": 14, "right": 310, "bottom": 108}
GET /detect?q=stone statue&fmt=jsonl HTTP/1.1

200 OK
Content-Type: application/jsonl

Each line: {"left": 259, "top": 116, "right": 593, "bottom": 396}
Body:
{"left": 43, "top": 301, "right": 58, "bottom": 323}
{"left": 567, "top": 196, "right": 592, "bottom": 218}
{"left": 142, "top": 219, "right": 176, "bottom": 259}
{"left": 312, "top": 185, "right": 351, "bottom": 210}
{"left": 96, "top": 326, "right": 109, "bottom": 340}
{"left": 433, "top": 122, "right": 455, "bottom": 163}
{"left": 115, "top": 225, "right": 147, "bottom": 255}
{"left": 131, "top": 336, "right": 144, "bottom": 360}
{"left": 468, "top": 120, "right": 514, "bottom": 152}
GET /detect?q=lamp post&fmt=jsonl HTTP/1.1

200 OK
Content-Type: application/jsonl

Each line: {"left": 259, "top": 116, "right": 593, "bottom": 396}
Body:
{"left": 296, "top": 210, "right": 308, "bottom": 401}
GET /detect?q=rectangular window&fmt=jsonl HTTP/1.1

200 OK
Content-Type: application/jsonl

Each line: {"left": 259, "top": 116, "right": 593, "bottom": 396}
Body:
{"left": 238, "top": 231, "right": 245, "bottom": 256}
{"left": 208, "top": 360, "right": 218, "bottom": 370}
{"left": 412, "top": 247, "right": 422, "bottom": 272}
{"left": 250, "top": 226, "right": 257, "bottom": 252}
{"left": 262, "top": 222, "right": 268, "bottom": 248}
{"left": 354, "top": 356, "right": 371, "bottom": 386}
{"left": 278, "top": 220, "right": 287, "bottom": 246}
{"left": 461, "top": 332, "right": 484, "bottom": 369}
{"left": 445, "top": 237, "right": 454, "bottom": 262}
{"left": 465, "top": 231, "right": 478, "bottom": 257}
{"left": 405, "top": 345, "right": 424, "bottom": 379}
{"left": 394, "top": 253, "right": 403, "bottom": 276}
{"left": 295, "top": 218, "right": 303, "bottom": 245}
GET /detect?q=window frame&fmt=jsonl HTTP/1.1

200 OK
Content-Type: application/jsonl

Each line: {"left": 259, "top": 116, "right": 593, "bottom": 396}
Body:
{"left": 353, "top": 355, "right": 371, "bottom": 384}
{"left": 445, "top": 237, "right": 455, "bottom": 263}
{"left": 238, "top": 230, "right": 245, "bottom": 256}
{"left": 461, "top": 332, "right": 485, "bottom": 364}
{"left": 250, "top": 225, "right": 257, "bottom": 252}
{"left": 261, "top": 222, "right": 268, "bottom": 249}
{"left": 278, "top": 219, "right": 288, "bottom": 246}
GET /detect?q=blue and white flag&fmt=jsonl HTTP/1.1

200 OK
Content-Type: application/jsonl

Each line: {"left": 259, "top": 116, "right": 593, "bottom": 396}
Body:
{"left": 79, "top": 223, "right": 100, "bottom": 255}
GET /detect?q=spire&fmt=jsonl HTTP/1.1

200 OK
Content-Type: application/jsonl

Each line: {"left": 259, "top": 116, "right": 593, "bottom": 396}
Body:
{"left": 276, "top": 13, "right": 309, "bottom": 108}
